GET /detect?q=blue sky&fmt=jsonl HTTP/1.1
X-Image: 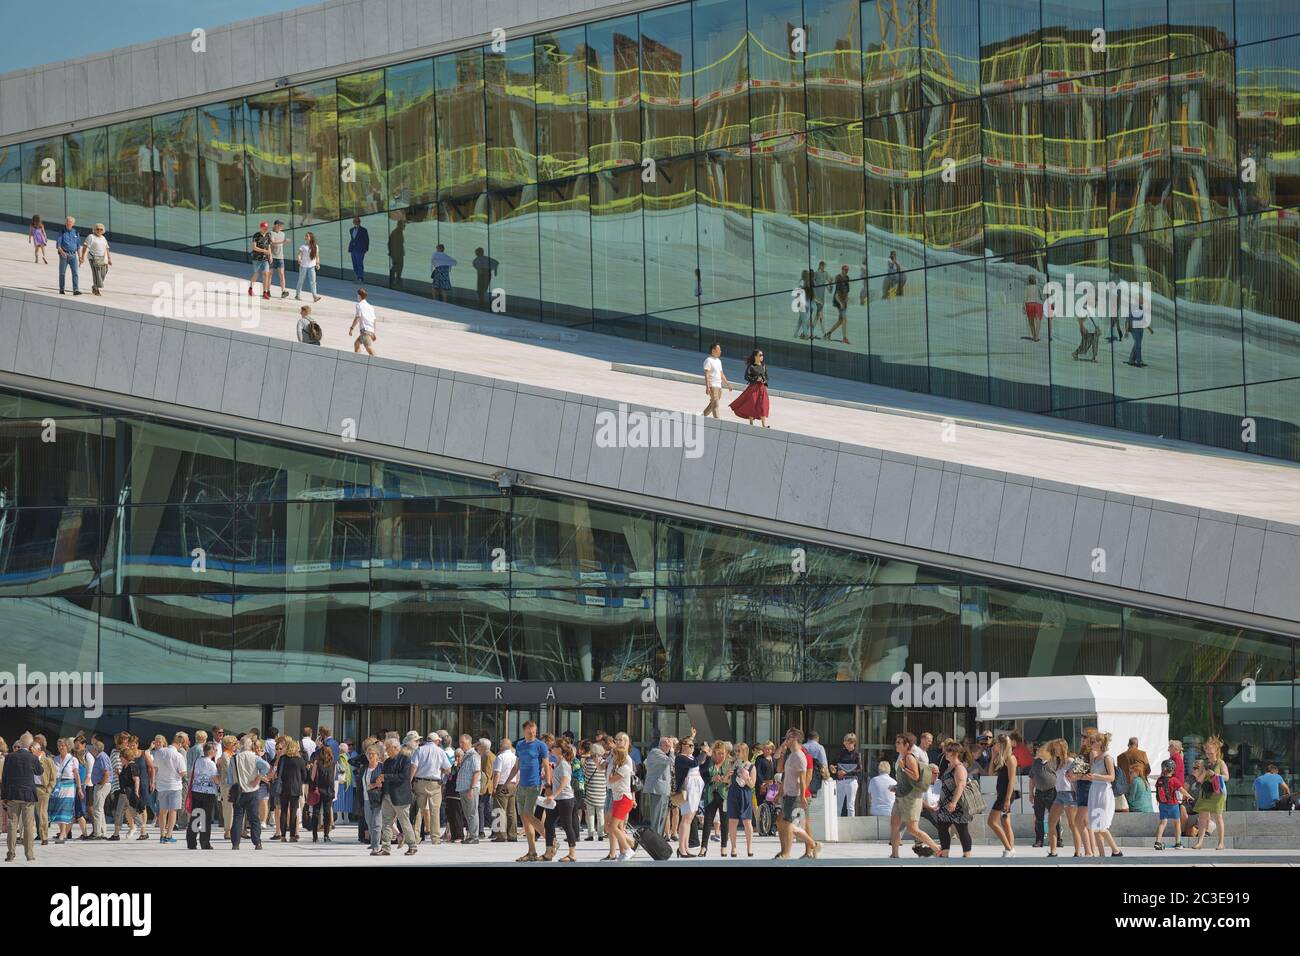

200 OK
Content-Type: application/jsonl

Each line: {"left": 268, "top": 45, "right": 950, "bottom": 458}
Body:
{"left": 1, "top": 0, "right": 308, "bottom": 72}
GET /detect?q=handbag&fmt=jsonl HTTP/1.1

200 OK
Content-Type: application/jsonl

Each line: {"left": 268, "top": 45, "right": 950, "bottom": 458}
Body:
{"left": 306, "top": 762, "right": 321, "bottom": 806}
{"left": 669, "top": 790, "right": 686, "bottom": 808}
{"left": 959, "top": 777, "right": 986, "bottom": 816}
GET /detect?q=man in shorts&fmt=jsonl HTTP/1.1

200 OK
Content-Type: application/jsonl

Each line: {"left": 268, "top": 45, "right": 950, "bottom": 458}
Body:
{"left": 503, "top": 720, "right": 551, "bottom": 862}
{"left": 348, "top": 288, "right": 378, "bottom": 355}
{"left": 775, "top": 728, "right": 819, "bottom": 859}
{"left": 248, "top": 222, "right": 273, "bottom": 299}
{"left": 269, "top": 219, "right": 289, "bottom": 297}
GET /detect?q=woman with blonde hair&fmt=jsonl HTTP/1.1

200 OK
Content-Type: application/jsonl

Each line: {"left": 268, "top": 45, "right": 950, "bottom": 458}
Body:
{"left": 1066, "top": 730, "right": 1097, "bottom": 857}
{"left": 985, "top": 733, "right": 1018, "bottom": 857}
{"left": 674, "top": 739, "right": 704, "bottom": 858}
{"left": 607, "top": 740, "right": 638, "bottom": 861}
{"left": 1045, "top": 739, "right": 1081, "bottom": 857}
{"left": 725, "top": 742, "right": 756, "bottom": 857}
{"left": 1084, "top": 731, "right": 1122, "bottom": 857}
{"left": 1191, "top": 736, "right": 1228, "bottom": 850}
{"left": 274, "top": 737, "right": 306, "bottom": 842}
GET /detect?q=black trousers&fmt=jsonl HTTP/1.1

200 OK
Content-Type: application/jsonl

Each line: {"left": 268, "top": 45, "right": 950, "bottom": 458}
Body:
{"left": 186, "top": 793, "right": 216, "bottom": 849}
{"left": 308, "top": 797, "right": 334, "bottom": 836}
{"left": 1033, "top": 788, "right": 1063, "bottom": 843}
{"left": 544, "top": 797, "right": 578, "bottom": 849}
{"left": 939, "top": 821, "right": 972, "bottom": 853}
{"left": 446, "top": 792, "right": 466, "bottom": 841}
{"left": 278, "top": 795, "right": 299, "bottom": 838}
{"left": 702, "top": 794, "right": 728, "bottom": 850}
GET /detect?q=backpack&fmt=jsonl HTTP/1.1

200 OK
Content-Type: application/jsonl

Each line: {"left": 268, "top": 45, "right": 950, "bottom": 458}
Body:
{"left": 1111, "top": 763, "right": 1127, "bottom": 797}
{"left": 1155, "top": 776, "right": 1178, "bottom": 805}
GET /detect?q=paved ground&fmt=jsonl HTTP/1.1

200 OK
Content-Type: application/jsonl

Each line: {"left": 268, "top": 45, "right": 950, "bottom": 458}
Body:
{"left": 4, "top": 226, "right": 1298, "bottom": 523}
{"left": 10, "top": 824, "right": 1296, "bottom": 866}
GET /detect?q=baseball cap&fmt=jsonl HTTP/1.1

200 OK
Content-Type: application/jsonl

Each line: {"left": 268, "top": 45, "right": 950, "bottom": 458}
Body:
{"left": 258, "top": 221, "right": 269, "bottom": 230}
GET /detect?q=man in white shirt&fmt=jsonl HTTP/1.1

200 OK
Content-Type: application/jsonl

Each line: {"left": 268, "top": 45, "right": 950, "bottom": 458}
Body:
{"left": 491, "top": 739, "right": 517, "bottom": 842}
{"left": 412, "top": 732, "right": 452, "bottom": 844}
{"left": 349, "top": 288, "right": 378, "bottom": 355}
{"left": 300, "top": 727, "right": 317, "bottom": 761}
{"left": 153, "top": 735, "right": 188, "bottom": 844}
{"left": 269, "top": 219, "right": 289, "bottom": 297}
{"left": 701, "top": 342, "right": 731, "bottom": 418}
{"left": 868, "top": 761, "right": 897, "bottom": 816}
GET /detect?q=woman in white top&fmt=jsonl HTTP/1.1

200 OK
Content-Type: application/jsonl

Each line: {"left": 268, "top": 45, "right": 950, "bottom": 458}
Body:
{"left": 1085, "top": 732, "right": 1122, "bottom": 857}
{"left": 676, "top": 746, "right": 705, "bottom": 858}
{"left": 544, "top": 739, "right": 579, "bottom": 862}
{"left": 606, "top": 742, "right": 638, "bottom": 861}
{"left": 1045, "top": 738, "right": 1082, "bottom": 858}
{"left": 85, "top": 224, "right": 112, "bottom": 295}
{"left": 295, "top": 231, "right": 322, "bottom": 302}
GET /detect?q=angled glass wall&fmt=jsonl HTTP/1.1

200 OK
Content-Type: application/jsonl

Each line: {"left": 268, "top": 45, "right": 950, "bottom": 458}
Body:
{"left": 1, "top": 1, "right": 1297, "bottom": 464}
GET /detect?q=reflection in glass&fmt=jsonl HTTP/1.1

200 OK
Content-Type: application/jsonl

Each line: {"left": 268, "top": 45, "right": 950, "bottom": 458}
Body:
{"left": 661, "top": 587, "right": 801, "bottom": 681}
{"left": 1110, "top": 228, "right": 1177, "bottom": 404}
{"left": 436, "top": 50, "right": 487, "bottom": 199}
{"left": 64, "top": 129, "right": 110, "bottom": 232}
{"left": 0, "top": 417, "right": 103, "bottom": 507}
{"left": 591, "top": 166, "right": 646, "bottom": 336}
{"left": 372, "top": 497, "right": 508, "bottom": 589}
{"left": 386, "top": 60, "right": 436, "bottom": 208}
{"left": 643, "top": 155, "right": 698, "bottom": 314}
{"left": 987, "top": 252, "right": 1050, "bottom": 411}
{"left": 805, "top": 0, "right": 862, "bottom": 128}
{"left": 862, "top": 0, "right": 920, "bottom": 118}
{"left": 640, "top": 2, "right": 694, "bottom": 160}
{"left": 21, "top": 136, "right": 65, "bottom": 223}
{"left": 1170, "top": 52, "right": 1236, "bottom": 226}
{"left": 747, "top": 0, "right": 805, "bottom": 143}
{"left": 1105, "top": 0, "right": 1168, "bottom": 69}
{"left": 197, "top": 100, "right": 246, "bottom": 248}
{"left": 693, "top": 0, "right": 750, "bottom": 150}
{"left": 232, "top": 591, "right": 367, "bottom": 681}
{"left": 0, "top": 508, "right": 100, "bottom": 596}
{"left": 538, "top": 176, "right": 592, "bottom": 326}
{"left": 485, "top": 40, "right": 536, "bottom": 188}
{"left": 244, "top": 91, "right": 291, "bottom": 234}
{"left": 151, "top": 110, "right": 200, "bottom": 249}
{"left": 1235, "top": 37, "right": 1300, "bottom": 214}
{"left": 338, "top": 71, "right": 387, "bottom": 219}
{"left": 369, "top": 590, "right": 510, "bottom": 680}
{"left": 489, "top": 186, "right": 542, "bottom": 317}
{"left": 1107, "top": 63, "right": 1172, "bottom": 237}
{"left": 1047, "top": 237, "right": 1114, "bottom": 413}
{"left": 111, "top": 504, "right": 234, "bottom": 594}
{"left": 982, "top": 88, "right": 1044, "bottom": 258}
{"left": 926, "top": 257, "right": 988, "bottom": 402}
{"left": 966, "top": 582, "right": 1124, "bottom": 678}
{"left": 923, "top": 99, "right": 983, "bottom": 259}
{"left": 865, "top": 110, "right": 924, "bottom": 274}
{"left": 512, "top": 589, "right": 658, "bottom": 681}
{"left": 105, "top": 418, "right": 235, "bottom": 505}
{"left": 1041, "top": 0, "right": 1104, "bottom": 80}
{"left": 981, "top": 0, "right": 1040, "bottom": 93}
{"left": 1175, "top": 217, "right": 1241, "bottom": 393}
{"left": 288, "top": 80, "right": 339, "bottom": 238}
{"left": 234, "top": 501, "right": 371, "bottom": 593}
{"left": 536, "top": 27, "right": 589, "bottom": 181}
{"left": 922, "top": 0, "right": 981, "bottom": 105}
{"left": 513, "top": 495, "right": 655, "bottom": 587}
{"left": 752, "top": 133, "right": 808, "bottom": 296}
{"left": 0, "top": 144, "right": 21, "bottom": 219}
{"left": 696, "top": 146, "right": 754, "bottom": 304}
{"left": 107, "top": 119, "right": 154, "bottom": 241}
{"left": 587, "top": 14, "right": 641, "bottom": 171}
{"left": 437, "top": 194, "right": 488, "bottom": 306}
{"left": 1043, "top": 71, "right": 1106, "bottom": 246}
{"left": 101, "top": 594, "right": 233, "bottom": 684}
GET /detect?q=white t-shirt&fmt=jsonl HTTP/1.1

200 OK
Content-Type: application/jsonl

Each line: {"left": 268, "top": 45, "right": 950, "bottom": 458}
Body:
{"left": 297, "top": 244, "right": 318, "bottom": 269}
{"left": 912, "top": 744, "right": 929, "bottom": 765}
{"left": 154, "top": 746, "right": 187, "bottom": 792}
{"left": 924, "top": 779, "right": 942, "bottom": 809}
{"left": 301, "top": 737, "right": 317, "bottom": 759}
{"left": 868, "top": 773, "right": 896, "bottom": 815}
{"left": 354, "top": 300, "right": 376, "bottom": 335}
{"left": 493, "top": 750, "right": 517, "bottom": 785}
{"left": 607, "top": 759, "right": 634, "bottom": 801}
{"left": 85, "top": 234, "right": 109, "bottom": 258}
{"left": 703, "top": 355, "right": 723, "bottom": 388}
{"left": 270, "top": 230, "right": 287, "bottom": 260}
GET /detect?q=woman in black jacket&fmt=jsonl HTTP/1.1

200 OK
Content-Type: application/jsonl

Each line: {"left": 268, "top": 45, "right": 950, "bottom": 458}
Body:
{"left": 308, "top": 745, "right": 336, "bottom": 842}
{"left": 275, "top": 739, "right": 307, "bottom": 842}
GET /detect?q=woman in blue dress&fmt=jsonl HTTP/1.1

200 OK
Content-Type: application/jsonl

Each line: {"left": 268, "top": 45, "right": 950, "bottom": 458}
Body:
{"left": 430, "top": 245, "right": 457, "bottom": 302}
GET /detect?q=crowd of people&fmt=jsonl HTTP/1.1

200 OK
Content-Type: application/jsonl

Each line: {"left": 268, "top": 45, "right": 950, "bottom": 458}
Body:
{"left": 2, "top": 720, "right": 1289, "bottom": 864}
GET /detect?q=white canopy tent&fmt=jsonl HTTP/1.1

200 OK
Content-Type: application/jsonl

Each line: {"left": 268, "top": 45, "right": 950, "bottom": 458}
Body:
{"left": 977, "top": 675, "right": 1169, "bottom": 785}
{"left": 1223, "top": 682, "right": 1296, "bottom": 725}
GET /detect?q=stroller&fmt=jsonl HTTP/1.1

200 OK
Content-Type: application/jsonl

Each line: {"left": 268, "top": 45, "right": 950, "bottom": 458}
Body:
{"left": 756, "top": 781, "right": 781, "bottom": 836}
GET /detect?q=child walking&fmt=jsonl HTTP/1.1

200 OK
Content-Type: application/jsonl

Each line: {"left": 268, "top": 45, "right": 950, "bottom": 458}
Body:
{"left": 1153, "top": 759, "right": 1182, "bottom": 850}
{"left": 29, "top": 215, "right": 48, "bottom": 263}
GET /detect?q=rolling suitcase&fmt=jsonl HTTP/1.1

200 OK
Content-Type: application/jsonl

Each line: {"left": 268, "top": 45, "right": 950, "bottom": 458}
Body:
{"left": 633, "top": 825, "right": 673, "bottom": 861}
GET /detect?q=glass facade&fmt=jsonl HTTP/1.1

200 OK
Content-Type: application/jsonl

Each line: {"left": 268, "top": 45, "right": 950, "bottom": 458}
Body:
{"left": 0, "top": 383, "right": 1294, "bottom": 787}
{"left": 0, "top": 2, "right": 1297, "bottom": 460}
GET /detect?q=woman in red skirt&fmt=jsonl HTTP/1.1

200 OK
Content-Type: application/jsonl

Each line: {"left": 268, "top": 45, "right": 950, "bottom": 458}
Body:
{"left": 730, "top": 349, "right": 770, "bottom": 427}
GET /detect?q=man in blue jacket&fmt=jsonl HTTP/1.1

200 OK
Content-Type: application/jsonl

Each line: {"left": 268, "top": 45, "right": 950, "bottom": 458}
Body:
{"left": 55, "top": 217, "right": 84, "bottom": 295}
{"left": 2, "top": 733, "right": 41, "bottom": 861}
{"left": 347, "top": 216, "right": 369, "bottom": 283}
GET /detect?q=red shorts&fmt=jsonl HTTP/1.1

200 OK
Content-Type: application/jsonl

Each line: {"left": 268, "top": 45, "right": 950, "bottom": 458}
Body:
{"left": 1024, "top": 302, "right": 1043, "bottom": 320}
{"left": 611, "top": 795, "right": 635, "bottom": 821}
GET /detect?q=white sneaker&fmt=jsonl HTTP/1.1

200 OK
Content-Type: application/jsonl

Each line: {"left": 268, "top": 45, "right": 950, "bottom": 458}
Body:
{"left": 625, "top": 847, "right": 638, "bottom": 861}
{"left": 1002, "top": 849, "right": 1016, "bottom": 858}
